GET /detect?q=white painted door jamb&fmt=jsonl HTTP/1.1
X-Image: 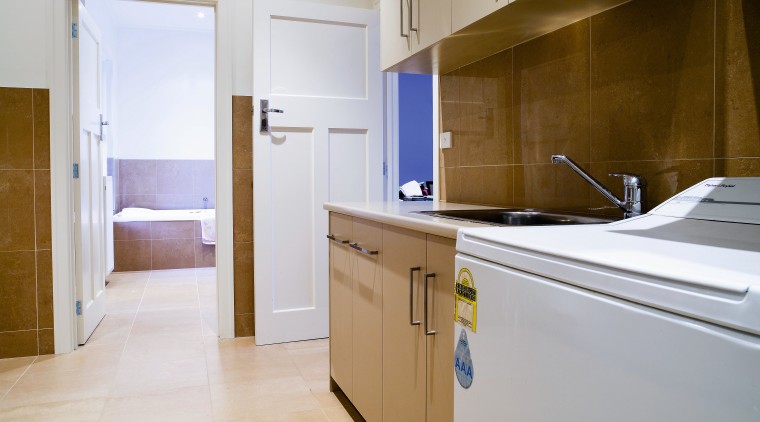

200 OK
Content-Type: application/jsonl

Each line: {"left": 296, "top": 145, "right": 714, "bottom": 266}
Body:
{"left": 52, "top": 0, "right": 235, "bottom": 353}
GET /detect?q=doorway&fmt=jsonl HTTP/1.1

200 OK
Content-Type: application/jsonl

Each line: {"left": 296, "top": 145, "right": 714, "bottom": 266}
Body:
{"left": 73, "top": 0, "right": 219, "bottom": 345}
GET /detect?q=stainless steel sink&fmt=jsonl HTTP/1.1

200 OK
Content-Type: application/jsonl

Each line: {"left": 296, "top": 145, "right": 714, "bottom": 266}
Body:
{"left": 415, "top": 208, "right": 619, "bottom": 226}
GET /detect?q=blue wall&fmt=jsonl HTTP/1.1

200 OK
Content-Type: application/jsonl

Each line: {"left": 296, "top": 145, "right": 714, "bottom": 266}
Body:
{"left": 399, "top": 73, "right": 433, "bottom": 186}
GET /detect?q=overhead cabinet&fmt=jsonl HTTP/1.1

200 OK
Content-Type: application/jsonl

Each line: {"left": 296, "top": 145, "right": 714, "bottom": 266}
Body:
{"left": 451, "top": 0, "right": 510, "bottom": 33}
{"left": 380, "top": 0, "right": 452, "bottom": 71}
{"left": 382, "top": 0, "right": 633, "bottom": 74}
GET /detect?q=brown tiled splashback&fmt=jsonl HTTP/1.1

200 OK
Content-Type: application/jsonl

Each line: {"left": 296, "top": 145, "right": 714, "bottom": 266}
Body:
{"left": 440, "top": 0, "right": 760, "bottom": 214}
{"left": 0, "top": 87, "right": 53, "bottom": 358}
{"left": 116, "top": 159, "right": 215, "bottom": 212}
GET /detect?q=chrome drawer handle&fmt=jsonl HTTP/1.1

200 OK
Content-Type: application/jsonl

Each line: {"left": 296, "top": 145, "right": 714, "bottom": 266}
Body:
{"left": 410, "top": 267, "right": 421, "bottom": 326}
{"left": 326, "top": 234, "right": 349, "bottom": 244}
{"left": 424, "top": 272, "right": 436, "bottom": 336}
{"left": 349, "top": 242, "right": 378, "bottom": 256}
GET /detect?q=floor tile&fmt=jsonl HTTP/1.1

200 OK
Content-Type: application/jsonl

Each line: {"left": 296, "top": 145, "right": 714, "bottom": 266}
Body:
{"left": 0, "top": 268, "right": 356, "bottom": 422}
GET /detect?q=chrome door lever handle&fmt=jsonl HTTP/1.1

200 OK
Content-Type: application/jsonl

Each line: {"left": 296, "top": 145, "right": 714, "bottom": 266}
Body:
{"left": 260, "top": 99, "right": 284, "bottom": 133}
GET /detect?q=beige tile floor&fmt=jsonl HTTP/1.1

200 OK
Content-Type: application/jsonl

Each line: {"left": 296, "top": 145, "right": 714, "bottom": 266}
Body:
{"left": 0, "top": 268, "right": 358, "bottom": 422}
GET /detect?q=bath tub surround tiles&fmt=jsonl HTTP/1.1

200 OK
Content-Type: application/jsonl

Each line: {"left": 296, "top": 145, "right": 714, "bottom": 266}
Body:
{"left": 440, "top": 0, "right": 760, "bottom": 211}
{"left": 114, "top": 222, "right": 152, "bottom": 241}
{"left": 152, "top": 239, "right": 196, "bottom": 271}
{"left": 114, "top": 221, "right": 214, "bottom": 271}
{"left": 119, "top": 160, "right": 157, "bottom": 196}
{"left": 114, "top": 240, "right": 153, "bottom": 272}
{"left": 116, "top": 159, "right": 215, "bottom": 212}
{"left": 195, "top": 243, "right": 216, "bottom": 268}
{"left": 0, "top": 87, "right": 53, "bottom": 359}
{"left": 150, "top": 221, "right": 195, "bottom": 240}
{"left": 232, "top": 95, "right": 254, "bottom": 337}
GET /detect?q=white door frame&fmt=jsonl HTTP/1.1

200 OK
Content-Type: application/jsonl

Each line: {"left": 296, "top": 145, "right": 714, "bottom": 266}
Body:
{"left": 384, "top": 73, "right": 440, "bottom": 202}
{"left": 50, "top": 0, "right": 235, "bottom": 354}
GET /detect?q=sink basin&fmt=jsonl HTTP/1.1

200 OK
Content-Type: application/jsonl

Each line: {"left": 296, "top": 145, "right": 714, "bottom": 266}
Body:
{"left": 415, "top": 208, "right": 619, "bottom": 226}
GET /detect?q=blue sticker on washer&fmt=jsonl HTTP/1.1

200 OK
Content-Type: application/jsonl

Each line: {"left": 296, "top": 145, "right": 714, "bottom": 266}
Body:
{"left": 454, "top": 328, "right": 474, "bottom": 389}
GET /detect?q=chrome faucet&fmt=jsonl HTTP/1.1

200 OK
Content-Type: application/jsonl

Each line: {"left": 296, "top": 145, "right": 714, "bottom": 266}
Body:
{"left": 550, "top": 155, "right": 647, "bottom": 218}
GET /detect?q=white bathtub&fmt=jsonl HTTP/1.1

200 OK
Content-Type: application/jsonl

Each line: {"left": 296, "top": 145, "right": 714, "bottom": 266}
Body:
{"left": 113, "top": 208, "right": 215, "bottom": 223}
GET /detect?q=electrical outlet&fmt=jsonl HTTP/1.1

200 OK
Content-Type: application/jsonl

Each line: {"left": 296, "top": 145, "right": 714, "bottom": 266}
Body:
{"left": 440, "top": 131, "right": 452, "bottom": 149}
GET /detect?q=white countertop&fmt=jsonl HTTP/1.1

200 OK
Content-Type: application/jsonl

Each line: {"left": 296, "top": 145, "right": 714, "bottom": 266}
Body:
{"left": 323, "top": 201, "right": 496, "bottom": 239}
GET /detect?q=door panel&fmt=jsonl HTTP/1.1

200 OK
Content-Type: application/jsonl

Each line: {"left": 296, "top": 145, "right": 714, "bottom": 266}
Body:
{"left": 254, "top": 0, "right": 383, "bottom": 345}
{"left": 426, "top": 235, "right": 456, "bottom": 422}
{"left": 76, "top": 4, "right": 107, "bottom": 345}
{"left": 412, "top": 0, "right": 452, "bottom": 53}
{"left": 382, "top": 225, "right": 427, "bottom": 422}
{"left": 352, "top": 218, "right": 383, "bottom": 422}
{"left": 329, "top": 213, "right": 354, "bottom": 400}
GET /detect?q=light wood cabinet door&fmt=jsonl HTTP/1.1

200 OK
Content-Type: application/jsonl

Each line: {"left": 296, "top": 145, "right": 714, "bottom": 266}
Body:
{"left": 329, "top": 213, "right": 354, "bottom": 400}
{"left": 425, "top": 235, "right": 456, "bottom": 422}
{"left": 352, "top": 217, "right": 384, "bottom": 422}
{"left": 451, "top": 0, "right": 508, "bottom": 33}
{"left": 411, "top": 0, "right": 452, "bottom": 53}
{"left": 381, "top": 0, "right": 412, "bottom": 70}
{"left": 381, "top": 226, "right": 427, "bottom": 422}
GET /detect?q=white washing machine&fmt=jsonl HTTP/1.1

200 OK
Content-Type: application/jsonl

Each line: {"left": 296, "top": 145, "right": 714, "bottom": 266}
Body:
{"left": 453, "top": 177, "right": 760, "bottom": 421}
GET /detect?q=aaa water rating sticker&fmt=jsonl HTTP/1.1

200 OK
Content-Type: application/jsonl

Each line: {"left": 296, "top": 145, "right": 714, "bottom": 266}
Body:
{"left": 454, "top": 268, "right": 477, "bottom": 332}
{"left": 454, "top": 328, "right": 474, "bottom": 389}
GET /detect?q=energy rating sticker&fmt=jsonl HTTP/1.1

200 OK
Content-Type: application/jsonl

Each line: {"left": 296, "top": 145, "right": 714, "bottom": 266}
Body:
{"left": 454, "top": 267, "right": 477, "bottom": 332}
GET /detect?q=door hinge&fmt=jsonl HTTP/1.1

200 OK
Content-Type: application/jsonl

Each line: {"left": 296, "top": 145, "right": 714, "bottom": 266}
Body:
{"left": 73, "top": 163, "right": 79, "bottom": 179}
{"left": 383, "top": 162, "right": 388, "bottom": 176}
{"left": 71, "top": 23, "right": 78, "bottom": 39}
{"left": 75, "top": 300, "right": 82, "bottom": 316}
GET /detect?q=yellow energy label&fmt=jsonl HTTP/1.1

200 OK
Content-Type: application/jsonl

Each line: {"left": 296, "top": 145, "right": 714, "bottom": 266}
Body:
{"left": 454, "top": 267, "right": 477, "bottom": 332}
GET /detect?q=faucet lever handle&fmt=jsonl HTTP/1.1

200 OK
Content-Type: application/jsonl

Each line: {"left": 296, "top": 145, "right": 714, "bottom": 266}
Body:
{"left": 609, "top": 173, "right": 646, "bottom": 187}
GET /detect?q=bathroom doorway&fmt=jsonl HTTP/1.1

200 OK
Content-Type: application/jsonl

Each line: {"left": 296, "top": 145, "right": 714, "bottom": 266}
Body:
{"left": 74, "top": 0, "right": 219, "bottom": 344}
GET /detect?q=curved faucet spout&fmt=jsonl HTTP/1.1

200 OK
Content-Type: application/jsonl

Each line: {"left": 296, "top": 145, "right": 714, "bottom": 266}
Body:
{"left": 550, "top": 154, "right": 647, "bottom": 218}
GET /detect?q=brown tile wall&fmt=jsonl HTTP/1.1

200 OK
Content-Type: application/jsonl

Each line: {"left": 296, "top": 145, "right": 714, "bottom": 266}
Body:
{"left": 116, "top": 159, "right": 215, "bottom": 212}
{"left": 0, "top": 87, "right": 54, "bottom": 358}
{"left": 232, "top": 96, "right": 254, "bottom": 337}
{"left": 440, "top": 0, "right": 760, "bottom": 214}
{"left": 113, "top": 221, "right": 215, "bottom": 271}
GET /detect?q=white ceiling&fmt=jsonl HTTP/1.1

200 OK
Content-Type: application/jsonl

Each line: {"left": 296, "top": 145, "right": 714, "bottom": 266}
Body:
{"left": 102, "top": 0, "right": 214, "bottom": 33}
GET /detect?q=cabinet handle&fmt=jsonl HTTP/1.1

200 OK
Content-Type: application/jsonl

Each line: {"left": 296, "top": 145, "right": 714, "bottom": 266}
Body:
{"left": 326, "top": 234, "right": 349, "bottom": 244}
{"left": 409, "top": 0, "right": 418, "bottom": 34}
{"left": 424, "top": 272, "right": 436, "bottom": 336}
{"left": 349, "top": 242, "right": 379, "bottom": 256}
{"left": 399, "top": 0, "right": 409, "bottom": 38}
{"left": 409, "top": 267, "right": 421, "bottom": 326}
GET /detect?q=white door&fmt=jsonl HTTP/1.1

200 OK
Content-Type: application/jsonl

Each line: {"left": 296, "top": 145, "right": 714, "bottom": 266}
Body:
{"left": 74, "top": 4, "right": 107, "bottom": 345}
{"left": 253, "top": 1, "right": 384, "bottom": 345}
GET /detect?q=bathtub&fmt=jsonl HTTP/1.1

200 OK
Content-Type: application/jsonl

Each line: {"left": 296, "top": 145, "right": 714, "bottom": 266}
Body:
{"left": 112, "top": 208, "right": 216, "bottom": 272}
{"left": 113, "top": 207, "right": 215, "bottom": 223}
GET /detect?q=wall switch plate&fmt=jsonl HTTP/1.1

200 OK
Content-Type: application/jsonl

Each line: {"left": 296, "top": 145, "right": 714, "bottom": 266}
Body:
{"left": 440, "top": 131, "right": 452, "bottom": 149}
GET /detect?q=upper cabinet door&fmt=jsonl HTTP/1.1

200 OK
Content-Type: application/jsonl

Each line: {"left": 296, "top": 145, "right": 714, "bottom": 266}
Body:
{"left": 381, "top": 0, "right": 412, "bottom": 70}
{"left": 411, "top": 0, "right": 452, "bottom": 53}
{"left": 451, "top": 0, "right": 508, "bottom": 33}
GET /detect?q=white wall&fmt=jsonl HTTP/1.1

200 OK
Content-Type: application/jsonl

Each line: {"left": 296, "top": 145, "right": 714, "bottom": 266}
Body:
{"left": 0, "top": 0, "right": 49, "bottom": 88}
{"left": 114, "top": 26, "right": 215, "bottom": 160}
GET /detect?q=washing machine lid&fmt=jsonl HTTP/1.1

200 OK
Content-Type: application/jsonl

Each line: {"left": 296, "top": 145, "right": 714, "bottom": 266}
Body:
{"left": 456, "top": 178, "right": 760, "bottom": 336}
{"left": 649, "top": 177, "right": 760, "bottom": 224}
